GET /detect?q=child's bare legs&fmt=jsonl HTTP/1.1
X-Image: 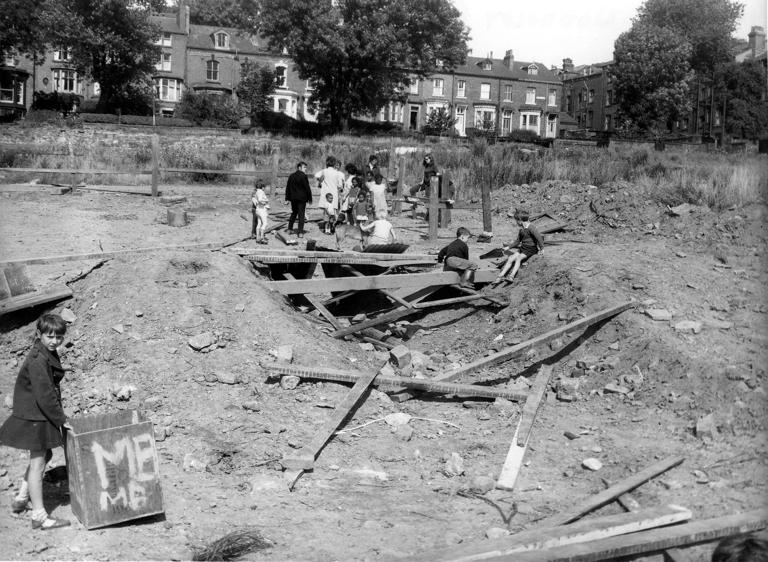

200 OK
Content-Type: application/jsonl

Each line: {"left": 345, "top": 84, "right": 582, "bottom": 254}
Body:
{"left": 27, "top": 449, "right": 47, "bottom": 516}
{"left": 256, "top": 216, "right": 265, "bottom": 242}
{"left": 499, "top": 251, "right": 525, "bottom": 280}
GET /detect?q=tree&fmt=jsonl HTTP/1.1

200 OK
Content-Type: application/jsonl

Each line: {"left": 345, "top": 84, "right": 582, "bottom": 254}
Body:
{"left": 257, "top": 0, "right": 469, "bottom": 130}
{"left": 717, "top": 60, "right": 768, "bottom": 140}
{"left": 176, "top": 0, "right": 259, "bottom": 28}
{"left": 0, "top": 0, "right": 59, "bottom": 56}
{"left": 422, "top": 106, "right": 455, "bottom": 136}
{"left": 611, "top": 23, "right": 694, "bottom": 134}
{"left": 45, "top": 0, "right": 162, "bottom": 113}
{"left": 178, "top": 90, "right": 241, "bottom": 126}
{"left": 634, "top": 0, "right": 744, "bottom": 76}
{"left": 234, "top": 60, "right": 277, "bottom": 125}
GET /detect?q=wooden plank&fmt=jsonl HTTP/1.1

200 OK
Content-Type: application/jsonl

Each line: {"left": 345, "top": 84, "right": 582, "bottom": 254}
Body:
{"left": 0, "top": 285, "right": 73, "bottom": 315}
{"left": 339, "top": 265, "right": 414, "bottom": 309}
{"left": 263, "top": 363, "right": 528, "bottom": 402}
{"left": 428, "top": 176, "right": 439, "bottom": 240}
{"left": 3, "top": 265, "right": 36, "bottom": 296}
{"left": 281, "top": 369, "right": 379, "bottom": 472}
{"left": 271, "top": 270, "right": 462, "bottom": 295}
{"left": 412, "top": 293, "right": 502, "bottom": 309}
{"left": 495, "top": 365, "right": 554, "bottom": 491}
{"left": 230, "top": 247, "right": 436, "bottom": 262}
{"left": 480, "top": 509, "right": 768, "bottom": 562}
{"left": 433, "top": 302, "right": 634, "bottom": 383}
{"left": 413, "top": 505, "right": 693, "bottom": 562}
{"left": 536, "top": 455, "right": 686, "bottom": 528}
{"left": 0, "top": 241, "right": 233, "bottom": 267}
{"left": 284, "top": 273, "right": 343, "bottom": 330}
{"left": 0, "top": 270, "right": 13, "bottom": 300}
{"left": 150, "top": 134, "right": 159, "bottom": 197}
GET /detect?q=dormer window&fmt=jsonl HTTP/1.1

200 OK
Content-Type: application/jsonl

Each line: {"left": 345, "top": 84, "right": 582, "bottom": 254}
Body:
{"left": 275, "top": 65, "right": 286, "bottom": 88}
{"left": 214, "top": 32, "right": 230, "bottom": 49}
{"left": 54, "top": 48, "right": 72, "bottom": 62}
{"left": 482, "top": 61, "right": 492, "bottom": 71}
{"left": 526, "top": 63, "right": 538, "bottom": 75}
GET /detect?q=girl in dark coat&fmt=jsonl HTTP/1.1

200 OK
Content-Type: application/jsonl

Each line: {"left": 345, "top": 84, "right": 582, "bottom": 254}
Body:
{"left": 0, "top": 314, "right": 71, "bottom": 529}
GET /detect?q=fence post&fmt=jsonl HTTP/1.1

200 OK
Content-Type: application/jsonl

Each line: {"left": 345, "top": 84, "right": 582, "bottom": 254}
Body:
{"left": 481, "top": 175, "right": 492, "bottom": 235}
{"left": 270, "top": 148, "right": 280, "bottom": 202}
{"left": 150, "top": 134, "right": 160, "bottom": 197}
{"left": 67, "top": 133, "right": 76, "bottom": 193}
{"left": 428, "top": 176, "right": 439, "bottom": 240}
{"left": 439, "top": 170, "right": 451, "bottom": 228}
{"left": 392, "top": 156, "right": 405, "bottom": 216}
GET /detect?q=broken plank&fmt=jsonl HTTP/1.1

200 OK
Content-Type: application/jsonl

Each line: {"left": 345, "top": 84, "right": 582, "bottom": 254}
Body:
{"left": 0, "top": 241, "right": 234, "bottom": 267}
{"left": 482, "top": 509, "right": 768, "bottom": 562}
{"left": 495, "top": 365, "right": 554, "bottom": 491}
{"left": 412, "top": 293, "right": 500, "bottom": 309}
{"left": 230, "top": 247, "right": 436, "bottom": 262}
{"left": 0, "top": 271, "right": 12, "bottom": 300}
{"left": 262, "top": 363, "right": 528, "bottom": 402}
{"left": 284, "top": 273, "right": 342, "bottom": 329}
{"left": 434, "top": 301, "right": 633, "bottom": 383}
{"left": 536, "top": 455, "right": 686, "bottom": 528}
{"left": 413, "top": 505, "right": 693, "bottom": 562}
{"left": 0, "top": 285, "right": 73, "bottom": 315}
{"left": 339, "top": 264, "right": 414, "bottom": 309}
{"left": 281, "top": 369, "right": 379, "bottom": 472}
{"left": 273, "top": 270, "right": 462, "bottom": 295}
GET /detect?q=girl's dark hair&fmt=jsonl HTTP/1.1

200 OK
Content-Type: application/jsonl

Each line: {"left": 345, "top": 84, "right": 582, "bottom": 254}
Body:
{"left": 345, "top": 163, "right": 357, "bottom": 175}
{"left": 37, "top": 313, "right": 67, "bottom": 336}
{"left": 325, "top": 156, "right": 336, "bottom": 168}
{"left": 351, "top": 176, "right": 362, "bottom": 187}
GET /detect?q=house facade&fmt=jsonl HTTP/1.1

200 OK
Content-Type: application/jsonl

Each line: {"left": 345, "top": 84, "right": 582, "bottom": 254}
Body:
{"left": 559, "top": 59, "right": 617, "bottom": 134}
{"left": 375, "top": 50, "right": 562, "bottom": 137}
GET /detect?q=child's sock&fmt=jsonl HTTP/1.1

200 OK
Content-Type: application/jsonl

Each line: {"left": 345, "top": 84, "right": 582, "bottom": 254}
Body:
{"left": 15, "top": 479, "right": 30, "bottom": 502}
{"left": 31, "top": 508, "right": 47, "bottom": 522}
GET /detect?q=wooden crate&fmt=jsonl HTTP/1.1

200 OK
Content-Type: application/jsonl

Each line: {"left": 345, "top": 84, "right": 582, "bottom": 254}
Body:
{"left": 66, "top": 410, "right": 164, "bottom": 529}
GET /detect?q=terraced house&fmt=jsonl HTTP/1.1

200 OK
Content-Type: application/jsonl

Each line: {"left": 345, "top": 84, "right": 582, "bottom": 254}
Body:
{"left": 375, "top": 50, "right": 562, "bottom": 138}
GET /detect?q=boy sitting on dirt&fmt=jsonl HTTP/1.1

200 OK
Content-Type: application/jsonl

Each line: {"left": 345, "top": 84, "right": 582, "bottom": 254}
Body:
{"left": 437, "top": 226, "right": 478, "bottom": 289}
{"left": 496, "top": 209, "right": 544, "bottom": 283}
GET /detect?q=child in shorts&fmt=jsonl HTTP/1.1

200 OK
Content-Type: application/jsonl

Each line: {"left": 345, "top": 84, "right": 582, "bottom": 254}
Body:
{"left": 0, "top": 314, "right": 71, "bottom": 530}
{"left": 497, "top": 209, "right": 544, "bottom": 282}
{"left": 251, "top": 181, "right": 270, "bottom": 244}
{"left": 321, "top": 192, "right": 338, "bottom": 234}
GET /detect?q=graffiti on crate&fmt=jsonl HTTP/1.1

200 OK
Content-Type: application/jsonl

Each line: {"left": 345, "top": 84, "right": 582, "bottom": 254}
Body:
{"left": 90, "top": 432, "right": 157, "bottom": 513}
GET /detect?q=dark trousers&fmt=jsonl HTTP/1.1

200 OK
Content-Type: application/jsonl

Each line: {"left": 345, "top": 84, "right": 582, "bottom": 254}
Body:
{"left": 288, "top": 200, "right": 307, "bottom": 233}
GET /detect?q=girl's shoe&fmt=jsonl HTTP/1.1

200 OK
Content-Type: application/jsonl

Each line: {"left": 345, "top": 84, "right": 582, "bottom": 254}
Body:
{"left": 31, "top": 516, "right": 70, "bottom": 530}
{"left": 11, "top": 498, "right": 29, "bottom": 513}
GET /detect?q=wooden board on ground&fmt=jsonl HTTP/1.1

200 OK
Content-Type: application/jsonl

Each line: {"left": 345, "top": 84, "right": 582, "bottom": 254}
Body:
{"left": 532, "top": 212, "right": 567, "bottom": 234}
{"left": 0, "top": 241, "right": 235, "bottom": 267}
{"left": 433, "top": 302, "right": 633, "bottom": 383}
{"left": 412, "top": 505, "right": 693, "bottom": 562}
{"left": 536, "top": 455, "right": 685, "bottom": 528}
{"left": 3, "top": 265, "right": 36, "bottom": 296}
{"left": 230, "top": 247, "right": 436, "bottom": 262}
{"left": 496, "top": 365, "right": 553, "bottom": 491}
{"left": 263, "top": 363, "right": 528, "bottom": 402}
{"left": 271, "top": 270, "right": 462, "bottom": 295}
{"left": 0, "top": 270, "right": 12, "bottom": 300}
{"left": 0, "top": 285, "right": 73, "bottom": 315}
{"left": 275, "top": 231, "right": 299, "bottom": 246}
{"left": 483, "top": 509, "right": 768, "bottom": 562}
{"left": 281, "top": 369, "right": 379, "bottom": 489}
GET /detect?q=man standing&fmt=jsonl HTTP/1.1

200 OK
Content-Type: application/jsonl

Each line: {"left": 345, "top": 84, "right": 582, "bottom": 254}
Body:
{"left": 285, "top": 161, "right": 312, "bottom": 237}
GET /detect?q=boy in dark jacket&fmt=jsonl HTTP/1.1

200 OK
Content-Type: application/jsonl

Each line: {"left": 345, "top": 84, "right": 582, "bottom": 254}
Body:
{"left": 285, "top": 161, "right": 312, "bottom": 237}
{"left": 498, "top": 209, "right": 544, "bottom": 282}
{"left": 437, "top": 226, "right": 478, "bottom": 288}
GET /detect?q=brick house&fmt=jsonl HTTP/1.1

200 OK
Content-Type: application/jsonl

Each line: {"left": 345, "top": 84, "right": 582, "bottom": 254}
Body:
{"left": 559, "top": 58, "right": 617, "bottom": 134}
{"left": 0, "top": 51, "right": 30, "bottom": 119}
{"left": 376, "top": 50, "right": 562, "bottom": 138}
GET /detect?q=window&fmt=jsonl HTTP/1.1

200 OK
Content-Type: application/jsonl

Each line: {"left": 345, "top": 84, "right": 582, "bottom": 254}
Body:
{"left": 156, "top": 52, "right": 171, "bottom": 72}
{"left": 155, "top": 78, "right": 181, "bottom": 102}
{"left": 504, "top": 85, "right": 513, "bottom": 101}
{"left": 482, "top": 61, "right": 492, "bottom": 70}
{"left": 432, "top": 78, "right": 444, "bottom": 96}
{"left": 548, "top": 89, "right": 556, "bottom": 106}
{"left": 501, "top": 109, "right": 513, "bottom": 134}
{"left": 53, "top": 48, "right": 72, "bottom": 62}
{"left": 587, "top": 110, "right": 593, "bottom": 127}
{"left": 566, "top": 94, "right": 572, "bottom": 112}
{"left": 52, "top": 69, "right": 81, "bottom": 93}
{"left": 588, "top": 89, "right": 594, "bottom": 103}
{"left": 215, "top": 32, "right": 229, "bottom": 49}
{"left": 526, "top": 63, "right": 538, "bottom": 75}
{"left": 379, "top": 102, "right": 403, "bottom": 123}
{"left": 409, "top": 79, "right": 419, "bottom": 95}
{"left": 275, "top": 65, "right": 286, "bottom": 88}
{"left": 155, "top": 32, "right": 172, "bottom": 47}
{"left": 605, "top": 115, "right": 612, "bottom": 130}
{"left": 475, "top": 107, "right": 495, "bottom": 130}
{"left": 456, "top": 80, "right": 466, "bottom": 98}
{"left": 606, "top": 89, "right": 613, "bottom": 106}
{"left": 480, "top": 83, "right": 490, "bottom": 100}
{"left": 520, "top": 111, "right": 539, "bottom": 132}
{"left": 0, "top": 74, "right": 23, "bottom": 103}
{"left": 525, "top": 87, "right": 535, "bottom": 104}
{"left": 206, "top": 60, "right": 219, "bottom": 81}
{"left": 93, "top": 82, "right": 100, "bottom": 97}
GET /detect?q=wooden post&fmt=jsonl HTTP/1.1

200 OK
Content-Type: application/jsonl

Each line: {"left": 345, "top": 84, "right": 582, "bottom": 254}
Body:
{"left": 150, "top": 134, "right": 160, "bottom": 197}
{"left": 392, "top": 156, "right": 405, "bottom": 216}
{"left": 439, "top": 171, "right": 451, "bottom": 228}
{"left": 270, "top": 148, "right": 280, "bottom": 202}
{"left": 428, "top": 175, "right": 439, "bottom": 240}
{"left": 388, "top": 136, "right": 394, "bottom": 178}
{"left": 167, "top": 208, "right": 187, "bottom": 227}
{"left": 481, "top": 173, "right": 492, "bottom": 234}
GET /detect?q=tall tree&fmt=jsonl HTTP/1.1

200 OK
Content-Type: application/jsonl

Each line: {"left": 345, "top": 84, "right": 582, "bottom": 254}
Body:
{"left": 175, "top": 0, "right": 260, "bottom": 28}
{"left": 235, "top": 60, "right": 277, "bottom": 124}
{"left": 612, "top": 23, "right": 694, "bottom": 133}
{"left": 47, "top": 0, "right": 162, "bottom": 113}
{"left": 0, "top": 0, "right": 66, "bottom": 57}
{"left": 717, "top": 60, "right": 768, "bottom": 140}
{"left": 257, "top": 0, "right": 469, "bottom": 130}
{"left": 634, "top": 0, "right": 744, "bottom": 75}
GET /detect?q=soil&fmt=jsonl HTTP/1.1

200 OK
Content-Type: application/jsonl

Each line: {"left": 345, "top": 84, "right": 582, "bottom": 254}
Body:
{"left": 0, "top": 176, "right": 766, "bottom": 561}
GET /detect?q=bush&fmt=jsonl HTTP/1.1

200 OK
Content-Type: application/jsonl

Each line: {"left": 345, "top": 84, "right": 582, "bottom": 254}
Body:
{"left": 506, "top": 129, "right": 539, "bottom": 143}
{"left": 80, "top": 113, "right": 119, "bottom": 124}
{"left": 31, "top": 91, "right": 82, "bottom": 115}
{"left": 178, "top": 90, "right": 241, "bottom": 127}
{"left": 120, "top": 115, "right": 154, "bottom": 126}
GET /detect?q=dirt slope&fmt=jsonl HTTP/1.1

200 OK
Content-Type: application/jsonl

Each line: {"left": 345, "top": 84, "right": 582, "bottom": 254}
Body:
{"left": 0, "top": 180, "right": 766, "bottom": 561}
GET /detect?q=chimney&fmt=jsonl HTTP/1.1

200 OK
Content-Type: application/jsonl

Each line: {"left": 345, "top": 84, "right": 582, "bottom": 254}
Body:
{"left": 503, "top": 49, "right": 514, "bottom": 69}
{"left": 749, "top": 26, "right": 766, "bottom": 58}
{"left": 562, "top": 58, "right": 574, "bottom": 73}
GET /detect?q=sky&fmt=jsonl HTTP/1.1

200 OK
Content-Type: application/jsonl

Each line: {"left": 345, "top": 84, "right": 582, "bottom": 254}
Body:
{"left": 450, "top": 0, "right": 768, "bottom": 69}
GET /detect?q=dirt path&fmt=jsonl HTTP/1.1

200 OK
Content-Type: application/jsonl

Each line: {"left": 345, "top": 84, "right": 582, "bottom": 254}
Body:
{"left": 0, "top": 182, "right": 766, "bottom": 561}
